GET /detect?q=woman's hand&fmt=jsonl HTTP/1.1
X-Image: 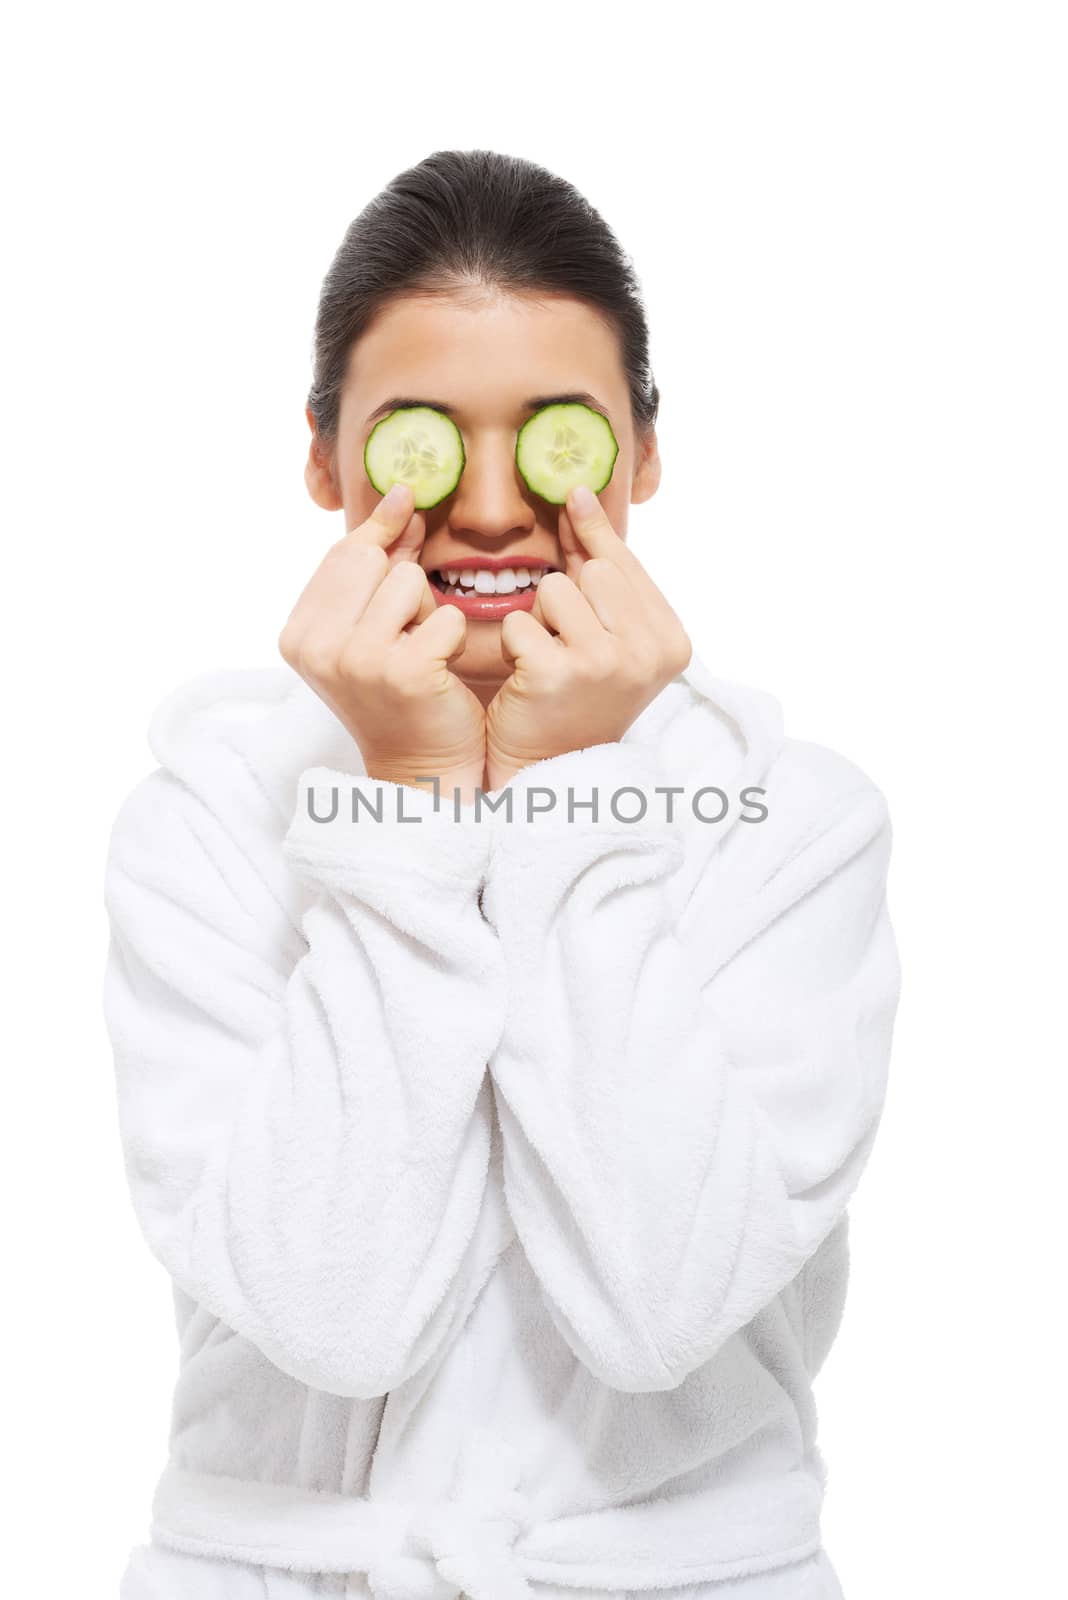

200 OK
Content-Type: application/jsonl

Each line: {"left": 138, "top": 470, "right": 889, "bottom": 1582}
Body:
{"left": 485, "top": 486, "right": 692, "bottom": 790}
{"left": 278, "top": 483, "right": 486, "bottom": 799}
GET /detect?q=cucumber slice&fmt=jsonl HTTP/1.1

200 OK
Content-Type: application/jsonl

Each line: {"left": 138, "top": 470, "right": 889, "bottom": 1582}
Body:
{"left": 364, "top": 406, "right": 465, "bottom": 509}
{"left": 515, "top": 402, "right": 619, "bottom": 504}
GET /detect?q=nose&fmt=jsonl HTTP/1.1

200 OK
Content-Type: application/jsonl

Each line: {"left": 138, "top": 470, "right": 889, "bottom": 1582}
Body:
{"left": 446, "top": 434, "right": 536, "bottom": 546}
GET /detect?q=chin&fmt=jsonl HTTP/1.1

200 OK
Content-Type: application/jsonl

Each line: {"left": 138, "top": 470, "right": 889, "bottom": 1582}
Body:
{"left": 453, "top": 627, "right": 507, "bottom": 675}
{"left": 459, "top": 668, "right": 509, "bottom": 700}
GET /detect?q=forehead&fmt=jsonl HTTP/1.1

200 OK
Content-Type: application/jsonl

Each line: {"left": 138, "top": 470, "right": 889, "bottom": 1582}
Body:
{"left": 342, "top": 290, "right": 628, "bottom": 422}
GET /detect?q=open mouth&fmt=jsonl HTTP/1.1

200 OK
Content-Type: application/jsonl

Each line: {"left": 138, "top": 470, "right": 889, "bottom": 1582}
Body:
{"left": 428, "top": 562, "right": 559, "bottom": 597}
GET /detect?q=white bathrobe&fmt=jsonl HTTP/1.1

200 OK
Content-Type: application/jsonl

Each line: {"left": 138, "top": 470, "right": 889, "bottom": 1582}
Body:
{"left": 102, "top": 650, "right": 900, "bottom": 1600}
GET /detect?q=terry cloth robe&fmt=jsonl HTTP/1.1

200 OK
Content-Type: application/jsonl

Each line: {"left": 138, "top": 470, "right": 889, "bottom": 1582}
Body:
{"left": 101, "top": 649, "right": 901, "bottom": 1600}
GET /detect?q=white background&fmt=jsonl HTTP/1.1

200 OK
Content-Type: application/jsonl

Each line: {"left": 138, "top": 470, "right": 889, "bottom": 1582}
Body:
{"left": 4, "top": 2, "right": 1065, "bottom": 1594}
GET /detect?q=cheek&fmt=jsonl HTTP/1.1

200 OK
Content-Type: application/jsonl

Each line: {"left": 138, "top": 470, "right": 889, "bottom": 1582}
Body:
{"left": 606, "top": 433, "right": 638, "bottom": 511}
{"left": 601, "top": 462, "right": 633, "bottom": 531}
{"left": 339, "top": 447, "right": 378, "bottom": 527}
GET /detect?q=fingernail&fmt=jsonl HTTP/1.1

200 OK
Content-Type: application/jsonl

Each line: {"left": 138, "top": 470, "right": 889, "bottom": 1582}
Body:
{"left": 570, "top": 484, "right": 597, "bottom": 517}
{"left": 384, "top": 482, "right": 411, "bottom": 510}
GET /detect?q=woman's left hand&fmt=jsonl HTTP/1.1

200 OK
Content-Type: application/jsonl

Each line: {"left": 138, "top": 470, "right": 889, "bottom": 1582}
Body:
{"left": 485, "top": 486, "right": 692, "bottom": 790}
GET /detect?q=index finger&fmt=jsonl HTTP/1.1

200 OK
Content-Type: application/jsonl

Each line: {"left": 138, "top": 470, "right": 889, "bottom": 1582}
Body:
{"left": 350, "top": 482, "right": 426, "bottom": 565}
{"left": 563, "top": 486, "right": 675, "bottom": 614}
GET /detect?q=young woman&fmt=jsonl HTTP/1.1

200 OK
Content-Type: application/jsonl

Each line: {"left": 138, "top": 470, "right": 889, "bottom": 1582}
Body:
{"left": 103, "top": 149, "right": 901, "bottom": 1600}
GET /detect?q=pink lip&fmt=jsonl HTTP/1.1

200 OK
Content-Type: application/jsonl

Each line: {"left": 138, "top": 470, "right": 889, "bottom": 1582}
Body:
{"left": 424, "top": 556, "right": 557, "bottom": 620}
{"left": 430, "top": 584, "right": 540, "bottom": 620}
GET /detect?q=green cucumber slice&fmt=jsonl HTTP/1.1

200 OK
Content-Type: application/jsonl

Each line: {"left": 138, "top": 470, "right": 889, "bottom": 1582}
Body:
{"left": 515, "top": 402, "right": 619, "bottom": 504}
{"left": 364, "top": 406, "right": 465, "bottom": 509}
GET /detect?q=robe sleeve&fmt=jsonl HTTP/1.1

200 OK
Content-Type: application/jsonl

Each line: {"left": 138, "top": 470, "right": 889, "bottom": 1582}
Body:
{"left": 479, "top": 739, "right": 901, "bottom": 1393}
{"left": 102, "top": 764, "right": 506, "bottom": 1399}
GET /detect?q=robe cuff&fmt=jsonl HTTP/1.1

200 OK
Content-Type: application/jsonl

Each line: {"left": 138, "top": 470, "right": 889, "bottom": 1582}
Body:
{"left": 283, "top": 766, "right": 492, "bottom": 897}
{"left": 478, "top": 742, "right": 688, "bottom": 931}
{"left": 483, "top": 741, "right": 691, "bottom": 837}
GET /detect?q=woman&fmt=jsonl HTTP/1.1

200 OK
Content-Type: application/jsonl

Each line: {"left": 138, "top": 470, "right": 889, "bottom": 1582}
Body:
{"left": 103, "top": 149, "right": 901, "bottom": 1600}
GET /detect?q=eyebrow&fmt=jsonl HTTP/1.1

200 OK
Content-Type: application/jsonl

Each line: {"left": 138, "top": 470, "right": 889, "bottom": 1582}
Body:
{"left": 364, "top": 391, "right": 612, "bottom": 425}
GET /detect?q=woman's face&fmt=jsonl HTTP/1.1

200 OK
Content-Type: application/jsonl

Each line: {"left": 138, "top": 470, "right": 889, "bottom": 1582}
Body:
{"left": 304, "top": 289, "right": 661, "bottom": 697}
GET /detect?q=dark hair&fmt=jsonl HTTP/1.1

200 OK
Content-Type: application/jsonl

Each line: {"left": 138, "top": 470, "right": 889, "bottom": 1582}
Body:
{"left": 308, "top": 148, "right": 660, "bottom": 450}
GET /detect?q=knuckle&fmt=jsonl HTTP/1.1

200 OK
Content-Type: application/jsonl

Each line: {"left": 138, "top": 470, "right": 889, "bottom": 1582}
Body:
{"left": 354, "top": 543, "right": 390, "bottom": 577}
{"left": 538, "top": 661, "right": 568, "bottom": 696}
{"left": 582, "top": 557, "right": 615, "bottom": 584}
{"left": 583, "top": 640, "right": 618, "bottom": 680}
{"left": 668, "top": 626, "right": 693, "bottom": 673}
{"left": 623, "top": 643, "right": 657, "bottom": 683}
{"left": 299, "top": 639, "right": 340, "bottom": 682}
{"left": 538, "top": 570, "right": 570, "bottom": 598}
{"left": 388, "top": 663, "right": 427, "bottom": 700}
{"left": 322, "top": 537, "right": 351, "bottom": 568}
{"left": 336, "top": 638, "right": 374, "bottom": 683}
{"left": 498, "top": 610, "right": 528, "bottom": 648}
{"left": 386, "top": 559, "right": 426, "bottom": 594}
{"left": 277, "top": 621, "right": 300, "bottom": 665}
{"left": 334, "top": 538, "right": 387, "bottom": 574}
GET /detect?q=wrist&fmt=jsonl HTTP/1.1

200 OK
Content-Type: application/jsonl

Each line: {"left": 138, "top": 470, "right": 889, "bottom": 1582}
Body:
{"left": 486, "top": 742, "right": 560, "bottom": 792}
{"left": 485, "top": 761, "right": 523, "bottom": 792}
{"left": 364, "top": 763, "right": 485, "bottom": 808}
{"left": 485, "top": 739, "right": 540, "bottom": 793}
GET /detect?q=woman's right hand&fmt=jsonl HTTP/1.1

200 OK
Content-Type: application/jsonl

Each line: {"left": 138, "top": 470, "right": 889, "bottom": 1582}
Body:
{"left": 278, "top": 483, "right": 486, "bottom": 799}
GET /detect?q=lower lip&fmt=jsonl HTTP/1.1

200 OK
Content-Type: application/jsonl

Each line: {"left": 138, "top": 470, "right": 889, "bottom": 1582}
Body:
{"left": 429, "top": 582, "right": 540, "bottom": 620}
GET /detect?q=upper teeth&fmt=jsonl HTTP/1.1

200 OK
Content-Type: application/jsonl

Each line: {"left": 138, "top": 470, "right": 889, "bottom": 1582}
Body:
{"left": 438, "top": 566, "right": 548, "bottom": 594}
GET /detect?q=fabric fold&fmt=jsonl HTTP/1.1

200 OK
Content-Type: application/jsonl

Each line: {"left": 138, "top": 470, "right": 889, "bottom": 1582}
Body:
{"left": 149, "top": 1460, "right": 822, "bottom": 1594}
{"left": 103, "top": 754, "right": 508, "bottom": 1399}
{"left": 477, "top": 726, "right": 899, "bottom": 1392}
{"left": 103, "top": 652, "right": 897, "bottom": 1600}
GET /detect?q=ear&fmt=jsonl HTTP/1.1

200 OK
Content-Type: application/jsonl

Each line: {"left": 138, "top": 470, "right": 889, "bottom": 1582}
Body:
{"left": 630, "top": 426, "right": 662, "bottom": 505}
{"left": 304, "top": 408, "right": 343, "bottom": 511}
